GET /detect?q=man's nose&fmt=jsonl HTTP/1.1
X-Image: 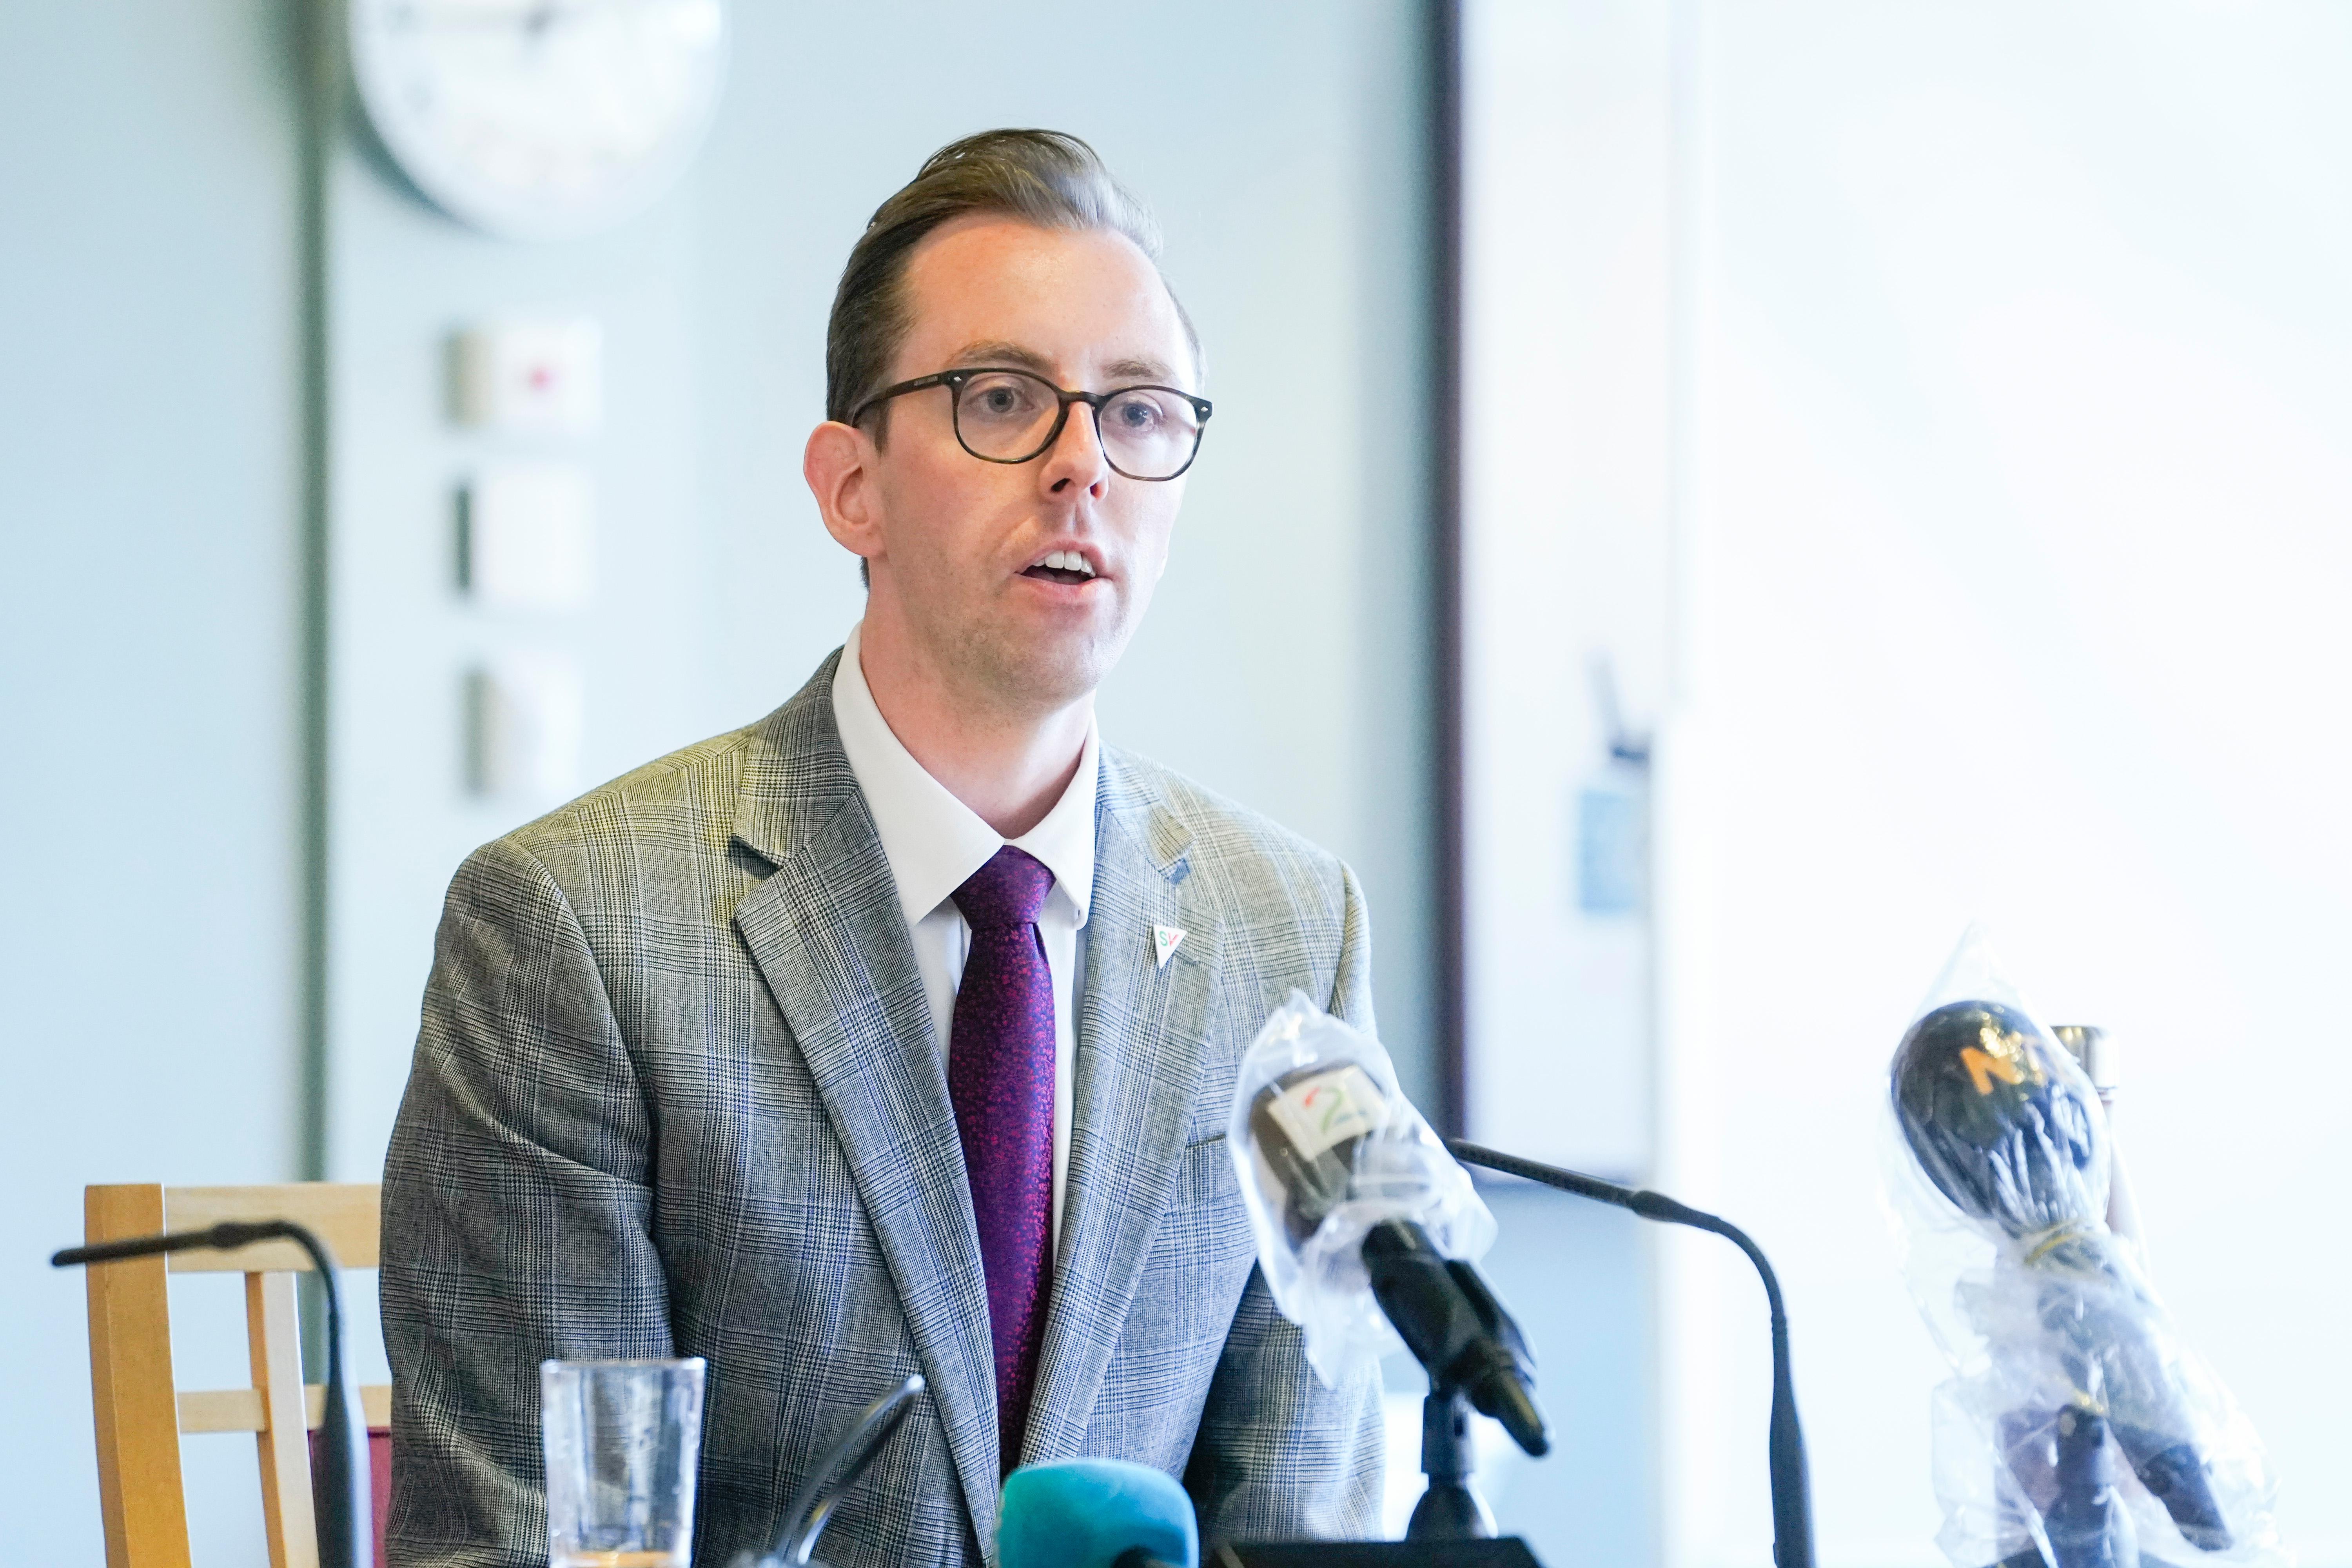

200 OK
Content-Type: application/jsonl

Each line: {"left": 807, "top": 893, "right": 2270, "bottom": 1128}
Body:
{"left": 1040, "top": 401, "right": 1111, "bottom": 496}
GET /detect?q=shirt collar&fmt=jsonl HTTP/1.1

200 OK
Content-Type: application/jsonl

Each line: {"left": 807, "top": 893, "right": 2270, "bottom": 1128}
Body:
{"left": 830, "top": 622, "right": 1098, "bottom": 929}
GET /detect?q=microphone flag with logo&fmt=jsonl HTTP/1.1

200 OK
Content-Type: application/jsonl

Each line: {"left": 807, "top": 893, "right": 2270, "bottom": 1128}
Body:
{"left": 1228, "top": 991, "right": 1546, "bottom": 1455}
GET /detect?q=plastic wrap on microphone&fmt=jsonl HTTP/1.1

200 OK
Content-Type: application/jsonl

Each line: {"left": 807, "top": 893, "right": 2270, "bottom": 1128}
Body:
{"left": 1883, "top": 927, "right": 2285, "bottom": 1568}
{"left": 1228, "top": 989, "right": 1495, "bottom": 1386}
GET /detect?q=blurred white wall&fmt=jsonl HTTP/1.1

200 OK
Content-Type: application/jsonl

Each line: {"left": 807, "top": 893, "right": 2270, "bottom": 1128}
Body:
{"left": 1454, "top": 11, "right": 1675, "bottom": 1558}
{"left": 1461, "top": 0, "right": 1677, "bottom": 1181}
{"left": 1650, "top": 5, "right": 2352, "bottom": 1567}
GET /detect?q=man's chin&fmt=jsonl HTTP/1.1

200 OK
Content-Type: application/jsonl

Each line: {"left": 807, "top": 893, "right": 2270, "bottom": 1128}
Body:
{"left": 975, "top": 626, "right": 1126, "bottom": 713}
{"left": 925, "top": 593, "right": 1142, "bottom": 715}
{"left": 1002, "top": 647, "right": 1113, "bottom": 711}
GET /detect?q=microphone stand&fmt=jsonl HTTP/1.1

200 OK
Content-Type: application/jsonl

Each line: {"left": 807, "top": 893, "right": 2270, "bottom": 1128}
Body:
{"left": 1392, "top": 1249, "right": 1541, "bottom": 1541}
{"left": 1446, "top": 1141, "right": 1816, "bottom": 1568}
{"left": 53, "top": 1220, "right": 372, "bottom": 1568}
{"left": 1411, "top": 1385, "right": 1490, "bottom": 1541}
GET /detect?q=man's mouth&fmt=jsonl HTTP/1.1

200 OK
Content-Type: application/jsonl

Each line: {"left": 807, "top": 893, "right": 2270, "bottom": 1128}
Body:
{"left": 1022, "top": 548, "right": 1100, "bottom": 586}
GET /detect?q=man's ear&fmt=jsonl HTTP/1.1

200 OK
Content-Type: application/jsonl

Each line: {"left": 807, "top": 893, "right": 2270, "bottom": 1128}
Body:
{"left": 804, "top": 420, "right": 882, "bottom": 566}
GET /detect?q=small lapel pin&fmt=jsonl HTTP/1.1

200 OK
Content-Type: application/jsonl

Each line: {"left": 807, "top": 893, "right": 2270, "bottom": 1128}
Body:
{"left": 1151, "top": 924, "right": 1186, "bottom": 969}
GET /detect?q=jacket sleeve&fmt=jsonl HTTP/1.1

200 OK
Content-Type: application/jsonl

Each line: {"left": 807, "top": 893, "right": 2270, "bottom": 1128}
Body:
{"left": 1184, "top": 862, "right": 1388, "bottom": 1544}
{"left": 381, "top": 836, "right": 673, "bottom": 1568}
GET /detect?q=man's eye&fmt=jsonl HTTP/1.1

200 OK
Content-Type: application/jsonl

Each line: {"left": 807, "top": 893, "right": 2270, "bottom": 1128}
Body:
{"left": 965, "top": 375, "right": 1046, "bottom": 421}
{"left": 1111, "top": 396, "right": 1166, "bottom": 432}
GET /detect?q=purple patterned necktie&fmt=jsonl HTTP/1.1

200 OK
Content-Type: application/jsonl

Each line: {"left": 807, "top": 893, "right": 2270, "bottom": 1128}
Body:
{"left": 947, "top": 845, "right": 1058, "bottom": 1472}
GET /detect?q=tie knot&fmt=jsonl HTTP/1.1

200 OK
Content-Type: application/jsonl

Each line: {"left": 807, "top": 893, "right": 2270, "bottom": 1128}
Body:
{"left": 953, "top": 846, "right": 1054, "bottom": 929}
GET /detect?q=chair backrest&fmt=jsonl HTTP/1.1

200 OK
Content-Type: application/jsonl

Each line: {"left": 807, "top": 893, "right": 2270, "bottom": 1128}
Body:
{"left": 80, "top": 1182, "right": 388, "bottom": 1568}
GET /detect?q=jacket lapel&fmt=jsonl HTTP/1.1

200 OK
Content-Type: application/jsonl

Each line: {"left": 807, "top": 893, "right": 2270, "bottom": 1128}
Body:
{"left": 1021, "top": 756, "right": 1222, "bottom": 1462}
{"left": 727, "top": 666, "right": 1004, "bottom": 1550}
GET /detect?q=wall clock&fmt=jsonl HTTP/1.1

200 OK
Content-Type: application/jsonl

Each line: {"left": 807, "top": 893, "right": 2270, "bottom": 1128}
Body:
{"left": 349, "top": 0, "right": 730, "bottom": 242}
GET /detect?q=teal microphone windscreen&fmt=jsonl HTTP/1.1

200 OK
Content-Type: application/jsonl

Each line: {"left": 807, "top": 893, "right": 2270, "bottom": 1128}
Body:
{"left": 998, "top": 1458, "right": 1199, "bottom": 1568}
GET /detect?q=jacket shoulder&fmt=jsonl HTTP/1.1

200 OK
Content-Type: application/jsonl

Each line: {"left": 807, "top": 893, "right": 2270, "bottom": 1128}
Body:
{"left": 1102, "top": 746, "right": 1353, "bottom": 910}
{"left": 1101, "top": 747, "right": 1377, "bottom": 1045}
{"left": 496, "top": 722, "right": 759, "bottom": 876}
{"left": 489, "top": 652, "right": 842, "bottom": 881}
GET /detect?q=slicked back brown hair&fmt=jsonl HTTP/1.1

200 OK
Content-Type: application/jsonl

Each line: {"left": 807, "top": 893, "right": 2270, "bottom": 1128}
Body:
{"left": 825, "top": 129, "right": 1200, "bottom": 435}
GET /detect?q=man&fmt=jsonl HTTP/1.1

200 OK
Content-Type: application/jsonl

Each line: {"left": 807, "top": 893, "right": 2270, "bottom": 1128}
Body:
{"left": 382, "top": 129, "right": 1385, "bottom": 1568}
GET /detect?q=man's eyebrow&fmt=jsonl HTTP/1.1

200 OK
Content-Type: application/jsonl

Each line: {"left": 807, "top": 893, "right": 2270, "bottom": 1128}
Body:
{"left": 1104, "top": 354, "right": 1179, "bottom": 385}
{"left": 944, "top": 341, "right": 1184, "bottom": 388}
{"left": 946, "top": 340, "right": 1055, "bottom": 374}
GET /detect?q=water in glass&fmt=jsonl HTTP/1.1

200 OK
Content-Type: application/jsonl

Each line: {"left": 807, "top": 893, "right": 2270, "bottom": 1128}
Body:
{"left": 542, "top": 1358, "right": 707, "bottom": 1568}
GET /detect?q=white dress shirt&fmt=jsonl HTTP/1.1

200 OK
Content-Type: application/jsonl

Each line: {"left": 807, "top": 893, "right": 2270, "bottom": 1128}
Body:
{"left": 829, "top": 622, "right": 1096, "bottom": 1246}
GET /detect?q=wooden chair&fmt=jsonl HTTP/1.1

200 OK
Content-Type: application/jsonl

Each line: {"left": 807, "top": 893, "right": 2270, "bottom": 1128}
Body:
{"left": 79, "top": 1183, "right": 391, "bottom": 1568}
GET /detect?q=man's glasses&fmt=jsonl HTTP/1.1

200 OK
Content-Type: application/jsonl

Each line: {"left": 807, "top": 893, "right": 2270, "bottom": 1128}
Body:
{"left": 849, "top": 367, "right": 1212, "bottom": 482}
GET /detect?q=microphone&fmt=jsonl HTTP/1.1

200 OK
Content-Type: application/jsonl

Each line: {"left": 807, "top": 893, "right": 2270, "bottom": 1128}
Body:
{"left": 1891, "top": 1002, "right": 2240, "bottom": 1561}
{"left": 53, "top": 1220, "right": 372, "bottom": 1568}
{"left": 731, "top": 1373, "right": 925, "bottom": 1568}
{"left": 1445, "top": 1140, "right": 1816, "bottom": 1568}
{"left": 998, "top": 1458, "right": 1198, "bottom": 1568}
{"left": 1244, "top": 1067, "right": 1548, "bottom": 1459}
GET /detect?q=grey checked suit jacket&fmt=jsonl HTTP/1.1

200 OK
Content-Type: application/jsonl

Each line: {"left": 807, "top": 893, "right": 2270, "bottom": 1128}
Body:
{"left": 380, "top": 654, "right": 1386, "bottom": 1568}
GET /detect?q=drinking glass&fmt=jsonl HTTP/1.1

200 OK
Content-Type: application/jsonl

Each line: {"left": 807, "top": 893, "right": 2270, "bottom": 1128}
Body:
{"left": 542, "top": 1357, "right": 707, "bottom": 1568}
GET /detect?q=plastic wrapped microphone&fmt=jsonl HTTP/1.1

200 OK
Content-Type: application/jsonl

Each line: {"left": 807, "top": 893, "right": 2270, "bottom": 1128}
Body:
{"left": 1229, "top": 991, "right": 1547, "bottom": 1456}
{"left": 1883, "top": 930, "right": 2283, "bottom": 1568}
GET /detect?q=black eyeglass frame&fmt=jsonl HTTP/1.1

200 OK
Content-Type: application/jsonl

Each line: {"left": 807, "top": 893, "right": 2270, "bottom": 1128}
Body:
{"left": 848, "top": 367, "right": 1214, "bottom": 481}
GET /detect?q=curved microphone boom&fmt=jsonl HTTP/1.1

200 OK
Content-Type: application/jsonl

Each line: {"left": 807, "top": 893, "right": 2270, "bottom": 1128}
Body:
{"left": 53, "top": 1220, "right": 372, "bottom": 1568}
{"left": 733, "top": 1372, "right": 926, "bottom": 1568}
{"left": 1446, "top": 1140, "right": 1816, "bottom": 1568}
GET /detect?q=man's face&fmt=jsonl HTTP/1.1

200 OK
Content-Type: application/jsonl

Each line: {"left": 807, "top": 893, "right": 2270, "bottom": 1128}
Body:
{"left": 851, "top": 216, "right": 1196, "bottom": 711}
